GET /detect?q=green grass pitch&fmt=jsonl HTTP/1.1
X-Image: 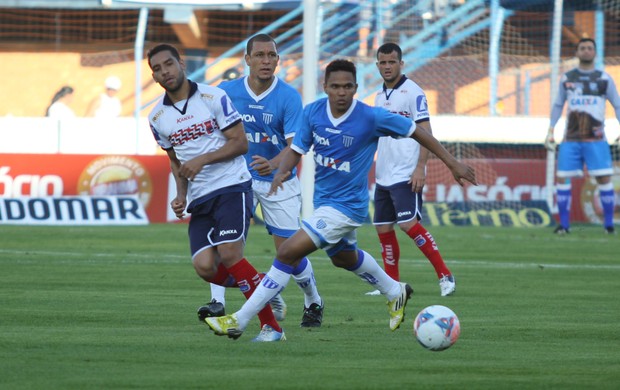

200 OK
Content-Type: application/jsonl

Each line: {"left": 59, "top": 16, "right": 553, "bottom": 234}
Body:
{"left": 1, "top": 223, "right": 619, "bottom": 389}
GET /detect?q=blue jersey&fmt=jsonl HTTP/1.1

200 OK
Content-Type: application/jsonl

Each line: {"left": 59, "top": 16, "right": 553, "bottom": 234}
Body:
{"left": 292, "top": 98, "right": 414, "bottom": 223}
{"left": 219, "top": 76, "right": 302, "bottom": 181}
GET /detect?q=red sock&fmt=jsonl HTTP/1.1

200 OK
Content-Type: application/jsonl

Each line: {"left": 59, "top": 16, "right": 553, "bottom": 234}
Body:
{"left": 406, "top": 224, "right": 451, "bottom": 278}
{"left": 378, "top": 230, "right": 400, "bottom": 281}
{"left": 226, "top": 258, "right": 281, "bottom": 332}
{"left": 210, "top": 263, "right": 237, "bottom": 287}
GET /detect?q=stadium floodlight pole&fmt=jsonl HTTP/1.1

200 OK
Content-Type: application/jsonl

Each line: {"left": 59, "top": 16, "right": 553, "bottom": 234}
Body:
{"left": 488, "top": 0, "right": 504, "bottom": 116}
{"left": 546, "top": 0, "right": 563, "bottom": 213}
{"left": 300, "top": 0, "right": 319, "bottom": 219}
{"left": 134, "top": 7, "right": 149, "bottom": 154}
{"left": 595, "top": 3, "right": 604, "bottom": 71}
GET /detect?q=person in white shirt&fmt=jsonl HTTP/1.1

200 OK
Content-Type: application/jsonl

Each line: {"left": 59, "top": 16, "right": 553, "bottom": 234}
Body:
{"left": 46, "top": 86, "right": 75, "bottom": 119}
{"left": 371, "top": 42, "right": 456, "bottom": 297}
{"left": 86, "top": 76, "right": 123, "bottom": 117}
{"left": 147, "top": 43, "right": 285, "bottom": 342}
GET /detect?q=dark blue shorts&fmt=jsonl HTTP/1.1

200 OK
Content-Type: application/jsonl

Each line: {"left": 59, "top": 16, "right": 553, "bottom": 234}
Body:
{"left": 188, "top": 190, "right": 252, "bottom": 256}
{"left": 373, "top": 181, "right": 423, "bottom": 225}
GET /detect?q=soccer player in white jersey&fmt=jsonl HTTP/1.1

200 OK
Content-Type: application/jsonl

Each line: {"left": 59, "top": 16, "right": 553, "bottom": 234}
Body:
{"left": 147, "top": 43, "right": 284, "bottom": 342}
{"left": 203, "top": 34, "right": 324, "bottom": 328}
{"left": 546, "top": 38, "right": 619, "bottom": 235}
{"left": 368, "top": 42, "right": 456, "bottom": 297}
{"left": 204, "top": 59, "right": 477, "bottom": 340}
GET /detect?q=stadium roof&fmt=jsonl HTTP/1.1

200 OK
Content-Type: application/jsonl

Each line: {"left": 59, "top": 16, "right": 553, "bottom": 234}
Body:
{"left": 498, "top": 0, "right": 605, "bottom": 12}
{"left": 0, "top": 0, "right": 301, "bottom": 9}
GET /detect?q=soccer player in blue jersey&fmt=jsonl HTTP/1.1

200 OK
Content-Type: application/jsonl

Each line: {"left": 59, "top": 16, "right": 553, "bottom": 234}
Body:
{"left": 205, "top": 59, "right": 476, "bottom": 340}
{"left": 201, "top": 34, "right": 324, "bottom": 328}
{"left": 147, "top": 43, "right": 284, "bottom": 341}
{"left": 368, "top": 42, "right": 456, "bottom": 297}
{"left": 546, "top": 38, "right": 620, "bottom": 235}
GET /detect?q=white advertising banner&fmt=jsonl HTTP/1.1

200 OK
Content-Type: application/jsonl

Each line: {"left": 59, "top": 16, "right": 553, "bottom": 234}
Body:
{"left": 0, "top": 195, "right": 149, "bottom": 225}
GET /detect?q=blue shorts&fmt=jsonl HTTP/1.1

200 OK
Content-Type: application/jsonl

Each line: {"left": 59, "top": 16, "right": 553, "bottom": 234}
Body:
{"left": 557, "top": 140, "right": 613, "bottom": 178}
{"left": 373, "top": 181, "right": 423, "bottom": 225}
{"left": 188, "top": 190, "right": 252, "bottom": 256}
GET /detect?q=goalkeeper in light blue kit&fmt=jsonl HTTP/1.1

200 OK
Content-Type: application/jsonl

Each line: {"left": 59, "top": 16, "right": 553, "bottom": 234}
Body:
{"left": 205, "top": 59, "right": 477, "bottom": 340}
{"left": 200, "top": 33, "right": 324, "bottom": 329}
{"left": 546, "top": 38, "right": 619, "bottom": 235}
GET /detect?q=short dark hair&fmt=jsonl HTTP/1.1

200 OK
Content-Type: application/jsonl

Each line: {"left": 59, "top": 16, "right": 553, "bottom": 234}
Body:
{"left": 377, "top": 42, "right": 402, "bottom": 61}
{"left": 325, "top": 59, "right": 356, "bottom": 82}
{"left": 246, "top": 33, "right": 277, "bottom": 55}
{"left": 577, "top": 38, "right": 596, "bottom": 50}
{"left": 147, "top": 43, "right": 181, "bottom": 69}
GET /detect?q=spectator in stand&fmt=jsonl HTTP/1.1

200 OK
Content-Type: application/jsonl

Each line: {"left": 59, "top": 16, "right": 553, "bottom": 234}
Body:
{"left": 86, "top": 76, "right": 123, "bottom": 118}
{"left": 46, "top": 86, "right": 75, "bottom": 120}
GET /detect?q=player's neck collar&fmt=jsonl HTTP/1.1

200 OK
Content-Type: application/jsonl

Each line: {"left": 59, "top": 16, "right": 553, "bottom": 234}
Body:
{"left": 163, "top": 80, "right": 198, "bottom": 115}
{"left": 382, "top": 75, "right": 407, "bottom": 100}
{"left": 246, "top": 76, "right": 277, "bottom": 100}
{"left": 327, "top": 99, "right": 357, "bottom": 125}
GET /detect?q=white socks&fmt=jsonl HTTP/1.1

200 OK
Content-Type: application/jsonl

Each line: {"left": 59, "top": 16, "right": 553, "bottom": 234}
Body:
{"left": 209, "top": 283, "right": 226, "bottom": 305}
{"left": 292, "top": 257, "right": 322, "bottom": 307}
{"left": 236, "top": 263, "right": 292, "bottom": 330}
{"left": 348, "top": 250, "right": 401, "bottom": 300}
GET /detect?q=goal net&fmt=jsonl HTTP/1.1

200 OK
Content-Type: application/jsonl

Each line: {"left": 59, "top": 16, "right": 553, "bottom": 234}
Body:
{"left": 353, "top": 0, "right": 620, "bottom": 228}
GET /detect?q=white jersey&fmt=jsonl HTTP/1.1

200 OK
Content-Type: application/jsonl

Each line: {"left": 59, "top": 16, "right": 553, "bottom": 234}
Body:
{"left": 148, "top": 81, "right": 251, "bottom": 208}
{"left": 374, "top": 76, "right": 430, "bottom": 187}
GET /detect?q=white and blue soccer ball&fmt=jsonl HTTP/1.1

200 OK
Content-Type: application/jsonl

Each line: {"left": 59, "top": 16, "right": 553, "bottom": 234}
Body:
{"left": 413, "top": 305, "right": 461, "bottom": 351}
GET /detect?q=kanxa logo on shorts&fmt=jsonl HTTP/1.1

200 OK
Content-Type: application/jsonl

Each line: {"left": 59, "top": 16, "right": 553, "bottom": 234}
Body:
{"left": 219, "top": 229, "right": 238, "bottom": 236}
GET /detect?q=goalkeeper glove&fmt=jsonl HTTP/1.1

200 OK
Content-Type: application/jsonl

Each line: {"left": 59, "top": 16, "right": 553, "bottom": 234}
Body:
{"left": 545, "top": 128, "right": 556, "bottom": 151}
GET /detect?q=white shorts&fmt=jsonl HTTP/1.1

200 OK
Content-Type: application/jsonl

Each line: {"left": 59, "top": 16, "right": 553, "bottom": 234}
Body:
{"left": 253, "top": 177, "right": 302, "bottom": 238}
{"left": 301, "top": 206, "right": 361, "bottom": 256}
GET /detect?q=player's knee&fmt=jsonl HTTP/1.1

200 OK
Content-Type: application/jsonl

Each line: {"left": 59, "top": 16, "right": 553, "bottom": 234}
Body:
{"left": 275, "top": 243, "right": 297, "bottom": 264}
{"left": 330, "top": 251, "right": 358, "bottom": 269}
{"left": 398, "top": 220, "right": 417, "bottom": 232}
{"left": 216, "top": 243, "right": 245, "bottom": 267}
{"left": 193, "top": 262, "right": 216, "bottom": 281}
{"left": 596, "top": 176, "right": 612, "bottom": 185}
{"left": 330, "top": 257, "right": 348, "bottom": 268}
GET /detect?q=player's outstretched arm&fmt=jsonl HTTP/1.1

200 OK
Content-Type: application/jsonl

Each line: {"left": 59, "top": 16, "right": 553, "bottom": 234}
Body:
{"left": 410, "top": 126, "right": 477, "bottom": 186}
{"left": 269, "top": 147, "right": 302, "bottom": 196}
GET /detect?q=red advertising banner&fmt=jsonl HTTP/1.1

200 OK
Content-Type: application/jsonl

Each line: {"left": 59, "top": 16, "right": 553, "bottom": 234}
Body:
{"left": 421, "top": 158, "right": 594, "bottom": 224}
{"left": 369, "top": 157, "right": 615, "bottom": 225}
{"left": 2, "top": 154, "right": 616, "bottom": 225}
{"left": 1, "top": 154, "right": 172, "bottom": 223}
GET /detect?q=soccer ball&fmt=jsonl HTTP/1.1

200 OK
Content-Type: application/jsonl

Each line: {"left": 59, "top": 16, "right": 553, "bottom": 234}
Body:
{"left": 413, "top": 305, "right": 460, "bottom": 351}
